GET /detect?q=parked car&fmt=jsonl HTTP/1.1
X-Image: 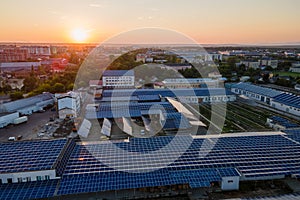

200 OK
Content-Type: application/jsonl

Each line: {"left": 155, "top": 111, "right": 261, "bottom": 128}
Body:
{"left": 17, "top": 135, "right": 23, "bottom": 140}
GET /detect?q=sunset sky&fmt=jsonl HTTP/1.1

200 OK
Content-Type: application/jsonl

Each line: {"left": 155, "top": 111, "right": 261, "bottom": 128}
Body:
{"left": 0, "top": 0, "right": 299, "bottom": 44}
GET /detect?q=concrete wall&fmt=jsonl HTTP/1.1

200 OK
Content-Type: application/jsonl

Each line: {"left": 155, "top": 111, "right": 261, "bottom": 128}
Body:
{"left": 221, "top": 176, "right": 240, "bottom": 191}
{"left": 0, "top": 169, "right": 56, "bottom": 184}
{"left": 271, "top": 101, "right": 300, "bottom": 117}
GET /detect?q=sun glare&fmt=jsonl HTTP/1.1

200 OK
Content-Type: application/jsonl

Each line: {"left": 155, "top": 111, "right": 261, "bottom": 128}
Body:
{"left": 71, "top": 29, "right": 88, "bottom": 43}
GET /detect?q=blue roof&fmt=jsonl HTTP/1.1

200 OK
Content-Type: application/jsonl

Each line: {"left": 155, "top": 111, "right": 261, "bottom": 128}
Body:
{"left": 103, "top": 70, "right": 134, "bottom": 76}
{"left": 273, "top": 93, "right": 300, "bottom": 109}
{"left": 231, "top": 82, "right": 282, "bottom": 98}
{"left": 0, "top": 139, "right": 67, "bottom": 173}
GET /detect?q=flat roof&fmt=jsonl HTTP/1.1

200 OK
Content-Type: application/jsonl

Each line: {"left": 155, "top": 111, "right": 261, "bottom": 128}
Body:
{"left": 103, "top": 70, "right": 134, "bottom": 76}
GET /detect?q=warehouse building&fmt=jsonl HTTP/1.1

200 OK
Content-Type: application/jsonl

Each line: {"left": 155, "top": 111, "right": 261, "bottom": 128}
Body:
{"left": 0, "top": 92, "right": 54, "bottom": 115}
{"left": 270, "top": 93, "right": 300, "bottom": 117}
{"left": 2, "top": 131, "right": 300, "bottom": 199}
{"left": 0, "top": 112, "right": 19, "bottom": 128}
{"left": 231, "top": 82, "right": 282, "bottom": 104}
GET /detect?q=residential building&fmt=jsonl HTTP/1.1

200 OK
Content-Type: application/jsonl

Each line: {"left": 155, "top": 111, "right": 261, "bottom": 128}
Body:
{"left": 259, "top": 59, "right": 278, "bottom": 69}
{"left": 289, "top": 62, "right": 300, "bottom": 73}
{"left": 237, "top": 61, "right": 260, "bottom": 70}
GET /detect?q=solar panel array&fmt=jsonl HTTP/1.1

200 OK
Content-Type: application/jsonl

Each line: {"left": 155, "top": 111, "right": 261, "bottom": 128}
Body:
{"left": 273, "top": 93, "right": 300, "bottom": 109}
{"left": 269, "top": 116, "right": 300, "bottom": 128}
{"left": 162, "top": 113, "right": 191, "bottom": 130}
{"left": 0, "top": 179, "right": 58, "bottom": 200}
{"left": 0, "top": 139, "right": 67, "bottom": 173}
{"left": 138, "top": 102, "right": 177, "bottom": 114}
{"left": 231, "top": 82, "right": 282, "bottom": 98}
{"left": 86, "top": 103, "right": 142, "bottom": 119}
{"left": 86, "top": 101, "right": 179, "bottom": 120}
{"left": 58, "top": 168, "right": 225, "bottom": 195}
{"left": 102, "top": 88, "right": 234, "bottom": 98}
{"left": 56, "top": 133, "right": 300, "bottom": 195}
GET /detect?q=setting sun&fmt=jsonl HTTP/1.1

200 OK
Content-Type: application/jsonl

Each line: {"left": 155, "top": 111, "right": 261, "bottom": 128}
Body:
{"left": 71, "top": 29, "right": 88, "bottom": 43}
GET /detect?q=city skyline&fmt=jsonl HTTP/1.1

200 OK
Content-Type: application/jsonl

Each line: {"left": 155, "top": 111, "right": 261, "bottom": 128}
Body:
{"left": 0, "top": 0, "right": 300, "bottom": 44}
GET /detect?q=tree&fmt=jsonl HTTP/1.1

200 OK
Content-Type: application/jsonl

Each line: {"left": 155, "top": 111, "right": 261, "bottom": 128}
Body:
{"left": 23, "top": 76, "right": 38, "bottom": 92}
{"left": 10, "top": 91, "right": 24, "bottom": 101}
{"left": 52, "top": 83, "right": 65, "bottom": 93}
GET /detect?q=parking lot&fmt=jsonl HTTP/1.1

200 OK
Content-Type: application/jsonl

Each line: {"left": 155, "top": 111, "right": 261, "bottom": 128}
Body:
{"left": 0, "top": 110, "right": 55, "bottom": 142}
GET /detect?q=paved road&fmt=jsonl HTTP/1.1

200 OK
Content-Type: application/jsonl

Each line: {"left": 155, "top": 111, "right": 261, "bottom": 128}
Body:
{"left": 0, "top": 110, "right": 56, "bottom": 142}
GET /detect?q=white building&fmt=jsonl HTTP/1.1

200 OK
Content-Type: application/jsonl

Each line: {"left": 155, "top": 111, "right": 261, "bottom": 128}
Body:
{"left": 102, "top": 70, "right": 135, "bottom": 89}
{"left": 289, "top": 62, "right": 300, "bottom": 73}
{"left": 259, "top": 59, "right": 278, "bottom": 69}
{"left": 56, "top": 92, "right": 81, "bottom": 119}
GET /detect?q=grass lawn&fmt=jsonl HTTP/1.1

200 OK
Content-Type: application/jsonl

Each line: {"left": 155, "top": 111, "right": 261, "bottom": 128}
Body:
{"left": 273, "top": 71, "right": 300, "bottom": 78}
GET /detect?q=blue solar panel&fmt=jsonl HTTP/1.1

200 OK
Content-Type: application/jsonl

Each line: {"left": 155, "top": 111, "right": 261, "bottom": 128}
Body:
{"left": 273, "top": 93, "right": 300, "bottom": 109}
{"left": 0, "top": 139, "right": 67, "bottom": 173}
{"left": 0, "top": 179, "right": 58, "bottom": 200}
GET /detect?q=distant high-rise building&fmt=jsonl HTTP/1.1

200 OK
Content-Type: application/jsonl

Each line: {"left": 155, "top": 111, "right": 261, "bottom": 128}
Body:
{"left": 0, "top": 47, "right": 29, "bottom": 62}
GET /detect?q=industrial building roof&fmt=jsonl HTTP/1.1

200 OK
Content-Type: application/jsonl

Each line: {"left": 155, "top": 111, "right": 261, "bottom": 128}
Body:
{"left": 102, "top": 70, "right": 134, "bottom": 76}
{"left": 0, "top": 92, "right": 54, "bottom": 113}
{"left": 0, "top": 139, "right": 67, "bottom": 174}
{"left": 102, "top": 88, "right": 234, "bottom": 98}
{"left": 273, "top": 93, "right": 300, "bottom": 109}
{"left": 0, "top": 62, "right": 41, "bottom": 68}
{"left": 232, "top": 82, "right": 282, "bottom": 98}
